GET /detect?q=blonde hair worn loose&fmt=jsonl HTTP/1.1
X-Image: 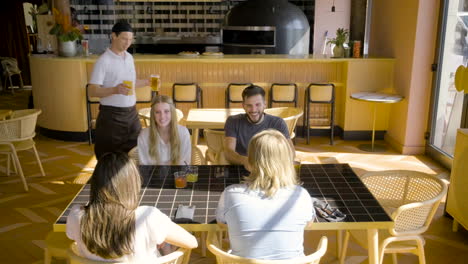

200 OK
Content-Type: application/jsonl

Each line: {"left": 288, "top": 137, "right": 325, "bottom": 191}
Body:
{"left": 245, "top": 129, "right": 298, "bottom": 197}
{"left": 80, "top": 152, "right": 141, "bottom": 259}
{"left": 148, "top": 95, "right": 181, "bottom": 164}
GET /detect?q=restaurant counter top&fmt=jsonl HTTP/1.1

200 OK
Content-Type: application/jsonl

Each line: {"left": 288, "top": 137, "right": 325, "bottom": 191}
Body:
{"left": 30, "top": 54, "right": 396, "bottom": 142}
{"left": 31, "top": 53, "right": 393, "bottom": 62}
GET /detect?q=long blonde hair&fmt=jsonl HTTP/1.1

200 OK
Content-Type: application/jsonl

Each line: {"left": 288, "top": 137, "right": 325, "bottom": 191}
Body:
{"left": 245, "top": 129, "right": 298, "bottom": 197}
{"left": 80, "top": 152, "right": 141, "bottom": 259}
{"left": 149, "top": 95, "right": 181, "bottom": 164}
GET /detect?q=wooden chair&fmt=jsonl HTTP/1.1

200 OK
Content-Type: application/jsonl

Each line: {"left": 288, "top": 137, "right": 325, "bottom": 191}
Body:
{"left": 206, "top": 231, "right": 327, "bottom": 264}
{"left": 203, "top": 129, "right": 229, "bottom": 165}
{"left": 340, "top": 170, "right": 448, "bottom": 264}
{"left": 68, "top": 242, "right": 191, "bottom": 264}
{"left": 225, "top": 83, "right": 252, "bottom": 108}
{"left": 264, "top": 107, "right": 303, "bottom": 141}
{"left": 1, "top": 57, "right": 24, "bottom": 94}
{"left": 303, "top": 83, "right": 335, "bottom": 145}
{"left": 0, "top": 109, "right": 44, "bottom": 191}
{"left": 191, "top": 145, "right": 206, "bottom": 165}
{"left": 269, "top": 83, "right": 298, "bottom": 107}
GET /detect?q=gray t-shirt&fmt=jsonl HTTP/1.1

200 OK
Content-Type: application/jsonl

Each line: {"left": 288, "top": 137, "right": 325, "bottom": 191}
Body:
{"left": 224, "top": 113, "right": 289, "bottom": 156}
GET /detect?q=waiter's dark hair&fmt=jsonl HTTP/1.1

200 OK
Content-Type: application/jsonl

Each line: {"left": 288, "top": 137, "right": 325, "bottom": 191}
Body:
{"left": 112, "top": 21, "right": 133, "bottom": 36}
{"left": 242, "top": 85, "right": 265, "bottom": 101}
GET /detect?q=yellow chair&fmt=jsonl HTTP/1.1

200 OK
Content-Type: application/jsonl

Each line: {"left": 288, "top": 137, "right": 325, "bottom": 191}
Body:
{"left": 191, "top": 145, "right": 206, "bottom": 165}
{"left": 68, "top": 242, "right": 191, "bottom": 264}
{"left": 269, "top": 83, "right": 298, "bottom": 107}
{"left": 206, "top": 231, "right": 327, "bottom": 264}
{"left": 44, "top": 231, "right": 74, "bottom": 264}
{"left": 138, "top": 107, "right": 184, "bottom": 128}
{"left": 0, "top": 109, "right": 44, "bottom": 191}
{"left": 172, "top": 83, "right": 203, "bottom": 108}
{"left": 226, "top": 83, "right": 252, "bottom": 108}
{"left": 203, "top": 129, "right": 229, "bottom": 165}
{"left": 303, "top": 83, "right": 335, "bottom": 145}
{"left": 340, "top": 170, "right": 448, "bottom": 264}
{"left": 264, "top": 107, "right": 303, "bottom": 140}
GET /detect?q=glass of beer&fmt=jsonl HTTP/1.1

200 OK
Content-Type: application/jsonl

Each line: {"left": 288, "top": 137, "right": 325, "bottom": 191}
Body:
{"left": 174, "top": 171, "right": 187, "bottom": 188}
{"left": 150, "top": 74, "right": 160, "bottom": 92}
{"left": 122, "top": 80, "right": 133, "bottom": 95}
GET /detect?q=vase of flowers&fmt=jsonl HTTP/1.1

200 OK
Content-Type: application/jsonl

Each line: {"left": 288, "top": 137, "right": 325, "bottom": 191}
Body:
{"left": 49, "top": 8, "right": 83, "bottom": 57}
{"left": 328, "top": 28, "right": 349, "bottom": 58}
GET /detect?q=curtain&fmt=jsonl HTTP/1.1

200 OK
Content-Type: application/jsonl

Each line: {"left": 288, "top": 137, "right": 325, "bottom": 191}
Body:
{"left": 0, "top": 0, "right": 45, "bottom": 85}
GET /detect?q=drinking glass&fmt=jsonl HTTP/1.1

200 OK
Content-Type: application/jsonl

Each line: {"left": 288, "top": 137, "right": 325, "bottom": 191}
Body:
{"left": 150, "top": 74, "right": 160, "bottom": 92}
{"left": 123, "top": 80, "right": 133, "bottom": 95}
{"left": 293, "top": 157, "right": 302, "bottom": 175}
{"left": 174, "top": 171, "right": 187, "bottom": 188}
{"left": 186, "top": 166, "right": 198, "bottom": 183}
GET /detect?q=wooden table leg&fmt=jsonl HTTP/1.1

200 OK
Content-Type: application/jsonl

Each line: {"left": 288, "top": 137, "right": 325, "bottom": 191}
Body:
{"left": 191, "top": 128, "right": 199, "bottom": 145}
{"left": 368, "top": 228, "right": 379, "bottom": 264}
{"left": 336, "top": 230, "right": 343, "bottom": 259}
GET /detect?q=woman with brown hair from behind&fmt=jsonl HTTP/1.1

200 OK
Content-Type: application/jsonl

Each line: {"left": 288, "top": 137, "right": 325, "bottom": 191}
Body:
{"left": 66, "top": 152, "right": 197, "bottom": 262}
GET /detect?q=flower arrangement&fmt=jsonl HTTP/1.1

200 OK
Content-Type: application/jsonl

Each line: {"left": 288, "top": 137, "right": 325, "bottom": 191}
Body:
{"left": 49, "top": 8, "right": 83, "bottom": 42}
{"left": 327, "top": 28, "right": 349, "bottom": 47}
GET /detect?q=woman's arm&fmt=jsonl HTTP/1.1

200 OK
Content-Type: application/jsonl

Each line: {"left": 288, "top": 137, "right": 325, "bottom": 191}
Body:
{"left": 164, "top": 222, "right": 198, "bottom": 249}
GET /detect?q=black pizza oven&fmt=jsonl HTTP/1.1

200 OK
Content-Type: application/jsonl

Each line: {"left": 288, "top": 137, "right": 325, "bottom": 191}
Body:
{"left": 222, "top": 0, "right": 310, "bottom": 55}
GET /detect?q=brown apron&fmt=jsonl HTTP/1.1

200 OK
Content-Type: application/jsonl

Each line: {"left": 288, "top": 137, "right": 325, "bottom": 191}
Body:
{"left": 94, "top": 105, "right": 141, "bottom": 159}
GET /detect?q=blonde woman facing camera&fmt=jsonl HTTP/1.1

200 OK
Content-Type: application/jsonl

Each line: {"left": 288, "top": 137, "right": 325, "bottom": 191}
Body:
{"left": 216, "top": 129, "right": 314, "bottom": 260}
{"left": 66, "top": 152, "right": 197, "bottom": 262}
{"left": 138, "top": 95, "right": 191, "bottom": 165}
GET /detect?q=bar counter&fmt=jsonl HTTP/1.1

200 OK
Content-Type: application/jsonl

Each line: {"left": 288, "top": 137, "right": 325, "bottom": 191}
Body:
{"left": 30, "top": 54, "right": 396, "bottom": 141}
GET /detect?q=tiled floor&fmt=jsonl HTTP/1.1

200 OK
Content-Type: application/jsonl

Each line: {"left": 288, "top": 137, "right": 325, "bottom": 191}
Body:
{"left": 1, "top": 90, "right": 467, "bottom": 263}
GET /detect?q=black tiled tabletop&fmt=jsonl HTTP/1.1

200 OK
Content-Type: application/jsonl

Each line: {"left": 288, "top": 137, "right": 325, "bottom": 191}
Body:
{"left": 55, "top": 164, "right": 392, "bottom": 230}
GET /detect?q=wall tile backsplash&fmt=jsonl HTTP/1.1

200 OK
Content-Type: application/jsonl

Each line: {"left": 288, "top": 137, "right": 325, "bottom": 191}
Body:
{"left": 70, "top": 0, "right": 315, "bottom": 54}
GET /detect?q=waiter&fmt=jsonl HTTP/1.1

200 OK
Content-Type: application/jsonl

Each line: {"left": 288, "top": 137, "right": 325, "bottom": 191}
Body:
{"left": 88, "top": 21, "right": 148, "bottom": 159}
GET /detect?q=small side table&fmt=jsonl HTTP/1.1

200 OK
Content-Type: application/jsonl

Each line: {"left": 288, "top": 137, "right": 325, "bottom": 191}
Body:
{"left": 350, "top": 92, "right": 403, "bottom": 152}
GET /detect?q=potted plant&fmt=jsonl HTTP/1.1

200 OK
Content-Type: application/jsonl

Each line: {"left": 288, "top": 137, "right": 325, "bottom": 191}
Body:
{"left": 49, "top": 8, "right": 83, "bottom": 57}
{"left": 328, "top": 28, "right": 349, "bottom": 58}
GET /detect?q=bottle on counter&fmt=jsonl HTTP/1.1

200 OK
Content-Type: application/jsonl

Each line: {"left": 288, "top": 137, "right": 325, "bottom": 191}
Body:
{"left": 353, "top": 40, "right": 361, "bottom": 58}
{"left": 82, "top": 39, "right": 89, "bottom": 56}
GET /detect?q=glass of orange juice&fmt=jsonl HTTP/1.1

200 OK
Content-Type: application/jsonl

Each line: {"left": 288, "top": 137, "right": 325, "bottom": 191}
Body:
{"left": 150, "top": 74, "right": 160, "bottom": 92}
{"left": 122, "top": 80, "right": 133, "bottom": 95}
{"left": 174, "top": 171, "right": 187, "bottom": 188}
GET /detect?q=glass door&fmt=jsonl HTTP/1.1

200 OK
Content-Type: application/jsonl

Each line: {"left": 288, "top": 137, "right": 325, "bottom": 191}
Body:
{"left": 429, "top": 0, "right": 468, "bottom": 167}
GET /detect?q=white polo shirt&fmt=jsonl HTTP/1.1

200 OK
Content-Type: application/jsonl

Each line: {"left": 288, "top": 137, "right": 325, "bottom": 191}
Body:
{"left": 90, "top": 48, "right": 136, "bottom": 107}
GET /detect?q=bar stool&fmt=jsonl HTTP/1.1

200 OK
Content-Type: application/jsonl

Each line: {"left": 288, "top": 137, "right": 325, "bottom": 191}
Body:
{"left": 225, "top": 83, "right": 252, "bottom": 108}
{"left": 268, "top": 83, "right": 298, "bottom": 107}
{"left": 303, "top": 83, "right": 335, "bottom": 145}
{"left": 86, "top": 84, "right": 100, "bottom": 145}
{"left": 172, "top": 83, "right": 203, "bottom": 108}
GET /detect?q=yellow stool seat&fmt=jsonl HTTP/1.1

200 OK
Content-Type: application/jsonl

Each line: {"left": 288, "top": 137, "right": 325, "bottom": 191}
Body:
{"left": 45, "top": 231, "right": 74, "bottom": 264}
